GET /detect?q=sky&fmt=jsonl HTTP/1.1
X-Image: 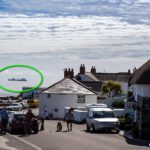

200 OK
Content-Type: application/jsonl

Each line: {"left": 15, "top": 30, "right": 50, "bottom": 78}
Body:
{"left": 0, "top": 0, "right": 150, "bottom": 96}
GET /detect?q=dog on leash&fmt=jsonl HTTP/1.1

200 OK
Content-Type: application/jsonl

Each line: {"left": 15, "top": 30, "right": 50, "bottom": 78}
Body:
{"left": 56, "top": 122, "right": 62, "bottom": 132}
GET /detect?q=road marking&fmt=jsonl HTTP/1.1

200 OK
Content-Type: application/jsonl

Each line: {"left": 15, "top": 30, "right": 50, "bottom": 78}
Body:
{"left": 8, "top": 134, "right": 42, "bottom": 150}
{"left": 0, "top": 136, "right": 18, "bottom": 150}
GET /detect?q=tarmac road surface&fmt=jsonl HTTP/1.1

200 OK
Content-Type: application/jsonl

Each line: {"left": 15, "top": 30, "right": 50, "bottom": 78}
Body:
{"left": 1, "top": 120, "right": 149, "bottom": 150}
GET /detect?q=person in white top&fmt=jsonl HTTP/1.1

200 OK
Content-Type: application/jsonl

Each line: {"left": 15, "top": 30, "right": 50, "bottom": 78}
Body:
{"left": 39, "top": 109, "right": 49, "bottom": 130}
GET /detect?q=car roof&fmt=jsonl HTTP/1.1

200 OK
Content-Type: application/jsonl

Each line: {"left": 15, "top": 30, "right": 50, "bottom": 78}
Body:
{"left": 90, "top": 108, "right": 113, "bottom": 112}
{"left": 11, "top": 103, "right": 21, "bottom": 104}
{"left": 10, "top": 111, "right": 26, "bottom": 115}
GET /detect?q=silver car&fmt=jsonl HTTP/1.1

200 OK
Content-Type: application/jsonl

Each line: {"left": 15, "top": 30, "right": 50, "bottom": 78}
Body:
{"left": 7, "top": 103, "right": 23, "bottom": 111}
{"left": 86, "top": 108, "right": 120, "bottom": 133}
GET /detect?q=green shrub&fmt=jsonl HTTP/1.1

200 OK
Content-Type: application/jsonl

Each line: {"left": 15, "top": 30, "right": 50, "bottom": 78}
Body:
{"left": 127, "top": 91, "right": 133, "bottom": 98}
{"left": 112, "top": 100, "right": 124, "bottom": 108}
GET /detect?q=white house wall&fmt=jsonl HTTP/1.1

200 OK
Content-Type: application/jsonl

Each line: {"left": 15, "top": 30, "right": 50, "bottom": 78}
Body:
{"left": 120, "top": 82, "right": 128, "bottom": 94}
{"left": 133, "top": 84, "right": 150, "bottom": 101}
{"left": 39, "top": 93, "right": 97, "bottom": 118}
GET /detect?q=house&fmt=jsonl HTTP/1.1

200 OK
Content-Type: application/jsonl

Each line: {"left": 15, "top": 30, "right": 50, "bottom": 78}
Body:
{"left": 129, "top": 59, "right": 150, "bottom": 139}
{"left": 64, "top": 64, "right": 131, "bottom": 96}
{"left": 39, "top": 78, "right": 97, "bottom": 119}
{"left": 94, "top": 70, "right": 131, "bottom": 95}
{"left": 73, "top": 65, "right": 103, "bottom": 96}
{"left": 129, "top": 59, "right": 150, "bottom": 100}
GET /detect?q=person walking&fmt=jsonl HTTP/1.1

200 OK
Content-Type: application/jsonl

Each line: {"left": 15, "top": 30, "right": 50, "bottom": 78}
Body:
{"left": 0, "top": 107, "right": 8, "bottom": 135}
{"left": 24, "top": 108, "right": 36, "bottom": 135}
{"left": 64, "top": 108, "right": 74, "bottom": 131}
{"left": 39, "top": 109, "right": 49, "bottom": 131}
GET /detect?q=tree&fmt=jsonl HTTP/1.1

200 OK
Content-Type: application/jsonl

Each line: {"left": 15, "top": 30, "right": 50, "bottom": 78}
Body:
{"left": 102, "top": 81, "right": 122, "bottom": 97}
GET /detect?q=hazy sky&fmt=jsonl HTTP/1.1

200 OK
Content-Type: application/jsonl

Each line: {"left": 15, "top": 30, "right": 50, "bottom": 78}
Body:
{"left": 0, "top": 0, "right": 150, "bottom": 96}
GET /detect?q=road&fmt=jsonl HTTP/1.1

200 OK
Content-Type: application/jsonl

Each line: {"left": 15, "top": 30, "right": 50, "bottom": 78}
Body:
{"left": 0, "top": 120, "right": 149, "bottom": 150}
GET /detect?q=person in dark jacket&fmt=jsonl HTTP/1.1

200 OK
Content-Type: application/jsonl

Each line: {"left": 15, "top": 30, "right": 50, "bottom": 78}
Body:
{"left": 64, "top": 108, "right": 74, "bottom": 131}
{"left": 0, "top": 107, "right": 8, "bottom": 135}
{"left": 24, "top": 108, "right": 36, "bottom": 135}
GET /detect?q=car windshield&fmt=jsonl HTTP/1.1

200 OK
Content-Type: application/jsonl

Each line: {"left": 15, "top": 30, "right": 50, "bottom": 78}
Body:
{"left": 93, "top": 111, "right": 115, "bottom": 118}
{"left": 14, "top": 114, "right": 25, "bottom": 120}
{"left": 11, "top": 104, "right": 18, "bottom": 106}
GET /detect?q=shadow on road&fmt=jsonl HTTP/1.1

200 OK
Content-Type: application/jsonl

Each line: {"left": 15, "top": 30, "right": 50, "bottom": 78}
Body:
{"left": 125, "top": 137, "right": 150, "bottom": 147}
{"left": 82, "top": 129, "right": 118, "bottom": 134}
{"left": 7, "top": 129, "right": 38, "bottom": 137}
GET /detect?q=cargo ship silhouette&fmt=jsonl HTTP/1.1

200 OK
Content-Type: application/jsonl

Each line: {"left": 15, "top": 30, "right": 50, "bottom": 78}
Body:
{"left": 8, "top": 78, "right": 27, "bottom": 81}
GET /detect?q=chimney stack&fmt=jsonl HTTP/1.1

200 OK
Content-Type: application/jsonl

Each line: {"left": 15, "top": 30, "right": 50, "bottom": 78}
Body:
{"left": 128, "top": 69, "right": 131, "bottom": 74}
{"left": 64, "top": 68, "right": 67, "bottom": 78}
{"left": 80, "top": 64, "right": 85, "bottom": 74}
{"left": 91, "top": 66, "right": 96, "bottom": 74}
{"left": 64, "top": 68, "right": 74, "bottom": 78}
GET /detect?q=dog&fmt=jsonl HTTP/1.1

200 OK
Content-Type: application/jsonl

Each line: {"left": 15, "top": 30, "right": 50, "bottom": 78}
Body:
{"left": 56, "top": 122, "right": 62, "bottom": 132}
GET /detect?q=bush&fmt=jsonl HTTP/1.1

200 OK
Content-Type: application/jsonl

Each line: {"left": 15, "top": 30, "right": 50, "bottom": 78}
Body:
{"left": 118, "top": 114, "right": 133, "bottom": 130}
{"left": 112, "top": 100, "right": 124, "bottom": 108}
{"left": 127, "top": 91, "right": 133, "bottom": 98}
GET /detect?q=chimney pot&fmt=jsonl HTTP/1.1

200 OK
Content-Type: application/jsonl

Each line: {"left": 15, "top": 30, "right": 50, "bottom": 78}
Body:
{"left": 91, "top": 66, "right": 96, "bottom": 74}
{"left": 80, "top": 64, "right": 85, "bottom": 74}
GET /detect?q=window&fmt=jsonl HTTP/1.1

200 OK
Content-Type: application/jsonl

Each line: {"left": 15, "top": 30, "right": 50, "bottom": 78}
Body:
{"left": 77, "top": 95, "right": 85, "bottom": 103}
{"left": 54, "top": 108, "right": 58, "bottom": 112}
{"left": 47, "top": 94, "right": 51, "bottom": 98}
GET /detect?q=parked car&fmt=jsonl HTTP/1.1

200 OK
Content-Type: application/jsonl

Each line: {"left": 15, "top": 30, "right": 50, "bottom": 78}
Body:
{"left": 86, "top": 108, "right": 120, "bottom": 133}
{"left": 27, "top": 99, "right": 39, "bottom": 108}
{"left": 7, "top": 103, "right": 23, "bottom": 111}
{"left": 7, "top": 111, "right": 39, "bottom": 134}
{"left": 0, "top": 109, "right": 3, "bottom": 129}
{"left": 30, "top": 117, "right": 39, "bottom": 134}
{"left": 20, "top": 102, "right": 29, "bottom": 109}
{"left": 7, "top": 111, "right": 26, "bottom": 133}
{"left": 0, "top": 99, "right": 5, "bottom": 103}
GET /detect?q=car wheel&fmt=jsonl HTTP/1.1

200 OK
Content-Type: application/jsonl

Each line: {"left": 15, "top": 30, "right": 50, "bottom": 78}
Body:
{"left": 116, "top": 130, "right": 120, "bottom": 134}
{"left": 86, "top": 124, "right": 90, "bottom": 132}
{"left": 92, "top": 124, "right": 96, "bottom": 132}
{"left": 8, "top": 127, "right": 13, "bottom": 134}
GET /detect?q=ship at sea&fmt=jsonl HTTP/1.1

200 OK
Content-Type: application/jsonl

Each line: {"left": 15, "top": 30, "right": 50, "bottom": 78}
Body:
{"left": 8, "top": 78, "right": 27, "bottom": 82}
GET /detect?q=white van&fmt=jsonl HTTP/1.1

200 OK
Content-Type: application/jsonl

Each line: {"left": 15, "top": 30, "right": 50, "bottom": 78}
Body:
{"left": 86, "top": 108, "right": 120, "bottom": 133}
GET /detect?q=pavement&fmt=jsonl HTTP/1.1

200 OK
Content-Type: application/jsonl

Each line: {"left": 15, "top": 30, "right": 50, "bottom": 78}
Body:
{"left": 119, "top": 130, "right": 150, "bottom": 147}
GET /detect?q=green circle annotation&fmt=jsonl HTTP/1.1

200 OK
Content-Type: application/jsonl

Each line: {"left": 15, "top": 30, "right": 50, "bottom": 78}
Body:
{"left": 0, "top": 64, "right": 44, "bottom": 93}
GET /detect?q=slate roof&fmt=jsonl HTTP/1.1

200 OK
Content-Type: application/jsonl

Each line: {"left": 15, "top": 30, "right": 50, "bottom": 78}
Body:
{"left": 129, "top": 59, "right": 150, "bottom": 84}
{"left": 74, "top": 72, "right": 99, "bottom": 82}
{"left": 74, "top": 72, "right": 102, "bottom": 93}
{"left": 85, "top": 72, "right": 100, "bottom": 81}
{"left": 80, "top": 81, "right": 102, "bottom": 92}
{"left": 41, "top": 78, "right": 96, "bottom": 95}
{"left": 94, "top": 72, "right": 131, "bottom": 82}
